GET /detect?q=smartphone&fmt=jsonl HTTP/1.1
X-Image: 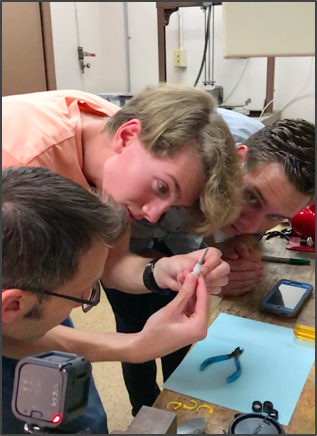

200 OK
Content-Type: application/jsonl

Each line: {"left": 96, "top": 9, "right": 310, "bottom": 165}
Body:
{"left": 260, "top": 279, "right": 313, "bottom": 318}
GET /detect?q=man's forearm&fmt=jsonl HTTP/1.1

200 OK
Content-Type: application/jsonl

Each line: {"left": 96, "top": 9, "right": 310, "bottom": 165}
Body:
{"left": 102, "top": 227, "right": 155, "bottom": 294}
{"left": 101, "top": 251, "right": 153, "bottom": 294}
{"left": 2, "top": 326, "right": 144, "bottom": 364}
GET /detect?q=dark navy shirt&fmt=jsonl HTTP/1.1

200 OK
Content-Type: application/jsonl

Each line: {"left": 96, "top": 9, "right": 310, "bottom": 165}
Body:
{"left": 2, "top": 317, "right": 108, "bottom": 434}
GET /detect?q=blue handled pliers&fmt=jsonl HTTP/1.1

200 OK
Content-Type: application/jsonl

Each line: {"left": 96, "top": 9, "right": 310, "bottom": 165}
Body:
{"left": 200, "top": 347, "right": 243, "bottom": 383}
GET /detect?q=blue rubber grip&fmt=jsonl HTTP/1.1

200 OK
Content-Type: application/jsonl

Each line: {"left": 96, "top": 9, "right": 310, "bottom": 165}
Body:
{"left": 200, "top": 355, "right": 229, "bottom": 371}
{"left": 227, "top": 358, "right": 242, "bottom": 383}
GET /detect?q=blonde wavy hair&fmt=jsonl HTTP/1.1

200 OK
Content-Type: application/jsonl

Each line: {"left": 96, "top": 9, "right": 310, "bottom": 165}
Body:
{"left": 106, "top": 83, "right": 242, "bottom": 235}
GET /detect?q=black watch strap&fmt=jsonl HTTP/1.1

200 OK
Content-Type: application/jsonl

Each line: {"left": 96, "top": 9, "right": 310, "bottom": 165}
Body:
{"left": 143, "top": 259, "right": 173, "bottom": 296}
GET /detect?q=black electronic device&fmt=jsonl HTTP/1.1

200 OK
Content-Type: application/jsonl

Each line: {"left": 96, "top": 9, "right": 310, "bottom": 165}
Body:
{"left": 12, "top": 351, "right": 91, "bottom": 434}
{"left": 226, "top": 413, "right": 285, "bottom": 434}
{"left": 260, "top": 279, "right": 313, "bottom": 318}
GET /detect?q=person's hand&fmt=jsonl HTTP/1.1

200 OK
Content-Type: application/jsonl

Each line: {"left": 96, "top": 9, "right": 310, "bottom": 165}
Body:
{"left": 136, "top": 273, "right": 210, "bottom": 362}
{"left": 154, "top": 248, "right": 230, "bottom": 295}
{"left": 220, "top": 242, "right": 263, "bottom": 297}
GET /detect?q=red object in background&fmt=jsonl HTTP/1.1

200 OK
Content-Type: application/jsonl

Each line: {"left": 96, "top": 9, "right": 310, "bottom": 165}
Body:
{"left": 287, "top": 204, "right": 315, "bottom": 253}
{"left": 291, "top": 204, "right": 315, "bottom": 242}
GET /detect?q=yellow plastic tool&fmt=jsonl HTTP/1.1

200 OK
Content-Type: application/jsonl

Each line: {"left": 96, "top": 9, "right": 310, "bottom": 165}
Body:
{"left": 167, "top": 401, "right": 183, "bottom": 410}
{"left": 198, "top": 405, "right": 214, "bottom": 414}
{"left": 294, "top": 324, "right": 315, "bottom": 342}
{"left": 183, "top": 400, "right": 198, "bottom": 410}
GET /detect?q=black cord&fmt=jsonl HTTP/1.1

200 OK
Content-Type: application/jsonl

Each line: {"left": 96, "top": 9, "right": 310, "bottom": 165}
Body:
{"left": 193, "top": 5, "right": 212, "bottom": 87}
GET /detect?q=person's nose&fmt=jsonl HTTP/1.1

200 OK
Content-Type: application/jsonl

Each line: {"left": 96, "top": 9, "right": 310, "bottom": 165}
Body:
{"left": 237, "top": 211, "right": 264, "bottom": 234}
{"left": 142, "top": 200, "right": 171, "bottom": 224}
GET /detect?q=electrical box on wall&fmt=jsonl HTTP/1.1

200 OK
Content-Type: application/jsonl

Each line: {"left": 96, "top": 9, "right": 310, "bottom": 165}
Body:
{"left": 173, "top": 49, "right": 187, "bottom": 68}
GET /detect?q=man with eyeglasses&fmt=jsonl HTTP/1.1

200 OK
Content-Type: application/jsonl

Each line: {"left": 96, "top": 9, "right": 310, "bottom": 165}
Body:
{"left": 2, "top": 166, "right": 212, "bottom": 434}
{"left": 41, "top": 282, "right": 101, "bottom": 313}
{"left": 2, "top": 166, "right": 127, "bottom": 435}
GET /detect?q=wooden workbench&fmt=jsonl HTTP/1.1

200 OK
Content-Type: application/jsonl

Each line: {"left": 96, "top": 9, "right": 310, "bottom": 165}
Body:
{"left": 154, "top": 237, "right": 315, "bottom": 434}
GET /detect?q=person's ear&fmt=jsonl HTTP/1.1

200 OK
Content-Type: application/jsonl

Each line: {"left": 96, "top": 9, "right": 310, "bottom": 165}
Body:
{"left": 2, "top": 289, "right": 35, "bottom": 324}
{"left": 112, "top": 119, "right": 142, "bottom": 154}
{"left": 236, "top": 145, "right": 249, "bottom": 168}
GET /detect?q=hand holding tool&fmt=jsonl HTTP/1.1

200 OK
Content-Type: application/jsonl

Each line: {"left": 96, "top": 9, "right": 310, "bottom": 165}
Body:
{"left": 193, "top": 248, "right": 209, "bottom": 278}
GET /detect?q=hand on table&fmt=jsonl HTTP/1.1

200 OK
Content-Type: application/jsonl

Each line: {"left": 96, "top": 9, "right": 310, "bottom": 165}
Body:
{"left": 154, "top": 247, "right": 230, "bottom": 295}
{"left": 137, "top": 273, "right": 210, "bottom": 362}
{"left": 220, "top": 242, "right": 263, "bottom": 297}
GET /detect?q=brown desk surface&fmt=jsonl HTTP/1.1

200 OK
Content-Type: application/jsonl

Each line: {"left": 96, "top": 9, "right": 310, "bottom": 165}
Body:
{"left": 154, "top": 237, "right": 315, "bottom": 434}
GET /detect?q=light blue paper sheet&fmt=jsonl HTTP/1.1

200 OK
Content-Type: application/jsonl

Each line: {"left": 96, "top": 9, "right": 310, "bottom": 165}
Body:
{"left": 164, "top": 314, "right": 315, "bottom": 425}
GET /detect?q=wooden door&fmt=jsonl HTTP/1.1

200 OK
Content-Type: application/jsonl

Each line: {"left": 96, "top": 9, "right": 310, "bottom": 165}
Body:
{"left": 2, "top": 2, "right": 55, "bottom": 96}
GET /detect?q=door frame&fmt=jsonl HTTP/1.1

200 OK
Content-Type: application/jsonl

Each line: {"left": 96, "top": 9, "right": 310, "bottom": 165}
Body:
{"left": 39, "top": 2, "right": 57, "bottom": 91}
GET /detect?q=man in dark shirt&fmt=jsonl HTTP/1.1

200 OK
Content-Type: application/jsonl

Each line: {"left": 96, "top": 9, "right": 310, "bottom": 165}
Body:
{"left": 2, "top": 166, "right": 128, "bottom": 434}
{"left": 3, "top": 166, "right": 212, "bottom": 434}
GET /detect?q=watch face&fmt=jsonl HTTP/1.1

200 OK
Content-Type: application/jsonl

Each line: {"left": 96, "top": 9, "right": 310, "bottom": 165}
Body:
{"left": 228, "top": 414, "right": 284, "bottom": 434}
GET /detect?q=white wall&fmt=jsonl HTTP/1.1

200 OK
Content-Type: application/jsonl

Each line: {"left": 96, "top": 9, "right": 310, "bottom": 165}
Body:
{"left": 127, "top": 3, "right": 315, "bottom": 122}
{"left": 164, "top": 6, "right": 267, "bottom": 110}
{"left": 98, "top": 2, "right": 127, "bottom": 92}
{"left": 128, "top": 2, "right": 159, "bottom": 92}
{"left": 50, "top": 2, "right": 315, "bottom": 122}
{"left": 274, "top": 56, "right": 315, "bottom": 121}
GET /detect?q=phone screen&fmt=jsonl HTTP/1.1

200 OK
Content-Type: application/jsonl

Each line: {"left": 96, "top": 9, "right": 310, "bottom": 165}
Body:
{"left": 267, "top": 283, "right": 307, "bottom": 309}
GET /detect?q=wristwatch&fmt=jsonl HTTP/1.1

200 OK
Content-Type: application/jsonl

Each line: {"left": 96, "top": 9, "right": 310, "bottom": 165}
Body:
{"left": 143, "top": 259, "right": 173, "bottom": 296}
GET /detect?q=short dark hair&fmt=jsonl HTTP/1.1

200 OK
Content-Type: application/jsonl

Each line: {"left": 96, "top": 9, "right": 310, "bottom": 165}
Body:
{"left": 2, "top": 166, "right": 128, "bottom": 294}
{"left": 244, "top": 119, "right": 315, "bottom": 198}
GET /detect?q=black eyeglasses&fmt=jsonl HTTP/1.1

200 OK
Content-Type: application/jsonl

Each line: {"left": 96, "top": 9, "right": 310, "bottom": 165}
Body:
{"left": 43, "top": 281, "right": 101, "bottom": 313}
